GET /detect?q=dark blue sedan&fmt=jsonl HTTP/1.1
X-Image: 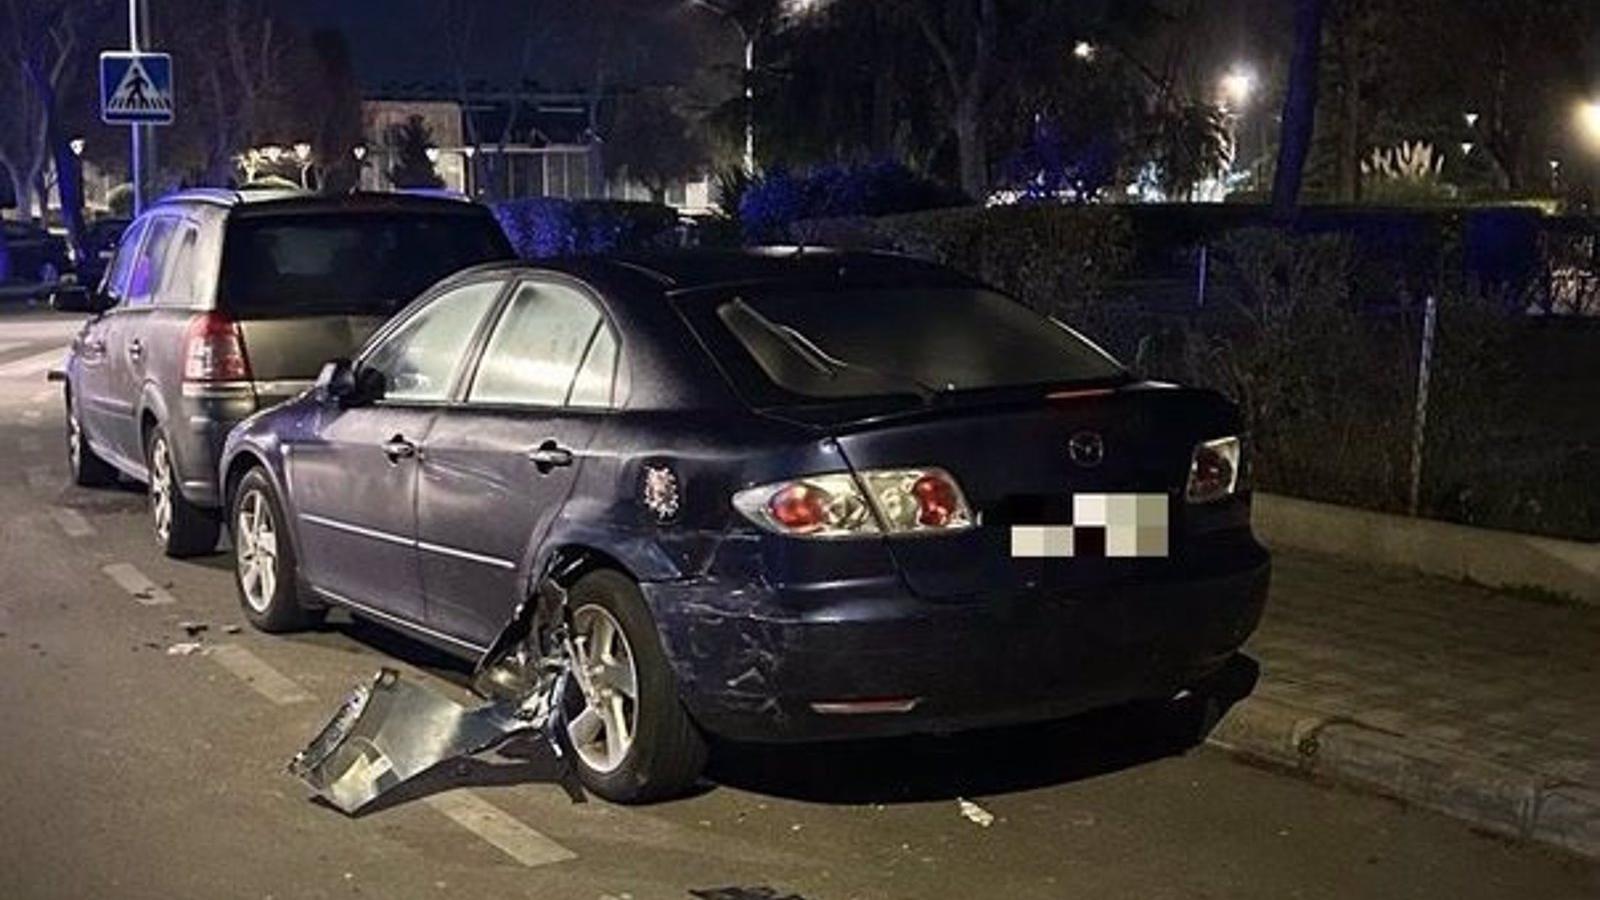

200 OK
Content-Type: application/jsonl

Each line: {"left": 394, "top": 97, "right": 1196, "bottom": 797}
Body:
{"left": 219, "top": 249, "right": 1269, "bottom": 802}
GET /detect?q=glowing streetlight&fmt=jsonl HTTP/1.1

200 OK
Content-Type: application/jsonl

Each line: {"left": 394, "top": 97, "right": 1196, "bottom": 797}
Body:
{"left": 351, "top": 145, "right": 367, "bottom": 162}
{"left": 424, "top": 146, "right": 441, "bottom": 163}
{"left": 1072, "top": 40, "right": 1096, "bottom": 62}
{"left": 261, "top": 145, "right": 283, "bottom": 163}
{"left": 293, "top": 142, "right": 312, "bottom": 162}
{"left": 1220, "top": 66, "right": 1256, "bottom": 110}
{"left": 69, "top": 137, "right": 86, "bottom": 157}
{"left": 1463, "top": 111, "right": 1479, "bottom": 129}
{"left": 1578, "top": 100, "right": 1600, "bottom": 149}
{"left": 1460, "top": 141, "right": 1474, "bottom": 157}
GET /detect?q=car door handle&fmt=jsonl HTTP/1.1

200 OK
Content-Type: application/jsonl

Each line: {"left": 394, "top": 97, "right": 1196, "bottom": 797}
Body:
{"left": 526, "top": 440, "right": 574, "bottom": 473}
{"left": 127, "top": 338, "right": 144, "bottom": 362}
{"left": 382, "top": 435, "right": 418, "bottom": 463}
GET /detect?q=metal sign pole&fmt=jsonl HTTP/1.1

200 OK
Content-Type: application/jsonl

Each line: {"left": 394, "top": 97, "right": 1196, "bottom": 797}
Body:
{"left": 1408, "top": 294, "right": 1438, "bottom": 516}
{"left": 127, "top": 0, "right": 143, "bottom": 215}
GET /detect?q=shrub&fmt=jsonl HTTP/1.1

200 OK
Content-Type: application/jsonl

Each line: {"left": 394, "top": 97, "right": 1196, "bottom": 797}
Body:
{"left": 740, "top": 162, "right": 965, "bottom": 242}
{"left": 493, "top": 198, "right": 681, "bottom": 259}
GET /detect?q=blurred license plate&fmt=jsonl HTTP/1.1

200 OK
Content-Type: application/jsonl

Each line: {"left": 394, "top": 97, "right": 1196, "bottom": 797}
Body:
{"left": 1010, "top": 493, "right": 1169, "bottom": 559}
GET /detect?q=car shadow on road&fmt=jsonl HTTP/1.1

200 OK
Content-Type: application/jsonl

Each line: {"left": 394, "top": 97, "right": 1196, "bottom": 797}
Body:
{"left": 705, "top": 654, "right": 1261, "bottom": 805}
{"left": 295, "top": 610, "right": 1259, "bottom": 810}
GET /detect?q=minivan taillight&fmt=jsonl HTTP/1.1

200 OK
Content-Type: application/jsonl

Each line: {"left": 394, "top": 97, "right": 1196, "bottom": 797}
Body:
{"left": 183, "top": 312, "right": 251, "bottom": 382}
{"left": 733, "top": 467, "right": 974, "bottom": 538}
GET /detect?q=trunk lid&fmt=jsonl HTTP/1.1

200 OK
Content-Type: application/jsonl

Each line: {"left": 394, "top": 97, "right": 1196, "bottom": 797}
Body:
{"left": 829, "top": 385, "right": 1238, "bottom": 599}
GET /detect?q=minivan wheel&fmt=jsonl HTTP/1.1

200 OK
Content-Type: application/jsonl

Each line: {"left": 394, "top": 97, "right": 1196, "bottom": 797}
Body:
{"left": 145, "top": 426, "right": 220, "bottom": 557}
{"left": 231, "top": 467, "right": 323, "bottom": 632}
{"left": 66, "top": 392, "right": 116, "bottom": 487}
{"left": 556, "top": 570, "right": 706, "bottom": 803}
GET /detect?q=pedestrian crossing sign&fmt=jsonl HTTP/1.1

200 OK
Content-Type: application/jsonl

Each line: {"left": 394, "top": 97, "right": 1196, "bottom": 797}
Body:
{"left": 100, "top": 51, "right": 174, "bottom": 126}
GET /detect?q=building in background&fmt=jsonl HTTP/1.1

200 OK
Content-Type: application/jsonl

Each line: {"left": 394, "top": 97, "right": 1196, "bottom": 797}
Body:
{"left": 359, "top": 87, "right": 710, "bottom": 212}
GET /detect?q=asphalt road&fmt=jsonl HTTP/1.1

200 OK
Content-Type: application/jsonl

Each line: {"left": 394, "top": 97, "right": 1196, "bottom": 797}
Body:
{"left": 0, "top": 308, "right": 1594, "bottom": 900}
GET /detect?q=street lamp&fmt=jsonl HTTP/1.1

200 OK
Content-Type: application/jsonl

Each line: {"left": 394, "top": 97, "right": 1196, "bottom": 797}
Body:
{"left": 351, "top": 144, "right": 367, "bottom": 162}
{"left": 1578, "top": 99, "right": 1600, "bottom": 149}
{"left": 1463, "top": 111, "right": 1480, "bottom": 129}
{"left": 1220, "top": 66, "right": 1256, "bottom": 111}
{"left": 424, "top": 146, "right": 441, "bottom": 164}
{"left": 1072, "top": 41, "right": 1096, "bottom": 62}
{"left": 69, "top": 137, "right": 87, "bottom": 157}
{"left": 292, "top": 142, "right": 314, "bottom": 188}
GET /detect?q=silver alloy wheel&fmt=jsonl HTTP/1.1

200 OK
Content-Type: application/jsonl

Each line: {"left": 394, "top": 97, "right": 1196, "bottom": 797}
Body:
{"left": 566, "top": 604, "right": 640, "bottom": 774}
{"left": 149, "top": 437, "right": 173, "bottom": 543}
{"left": 234, "top": 488, "right": 278, "bottom": 612}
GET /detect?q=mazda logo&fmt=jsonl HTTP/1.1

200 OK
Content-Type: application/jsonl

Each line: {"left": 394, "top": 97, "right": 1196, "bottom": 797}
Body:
{"left": 1068, "top": 431, "right": 1105, "bottom": 468}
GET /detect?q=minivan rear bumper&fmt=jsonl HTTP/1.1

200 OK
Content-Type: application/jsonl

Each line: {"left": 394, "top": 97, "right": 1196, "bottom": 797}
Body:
{"left": 642, "top": 536, "right": 1269, "bottom": 742}
{"left": 175, "top": 380, "right": 311, "bottom": 506}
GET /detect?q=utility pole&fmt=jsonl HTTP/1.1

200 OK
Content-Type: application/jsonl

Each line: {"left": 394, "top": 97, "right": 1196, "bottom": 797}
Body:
{"left": 128, "top": 0, "right": 143, "bottom": 215}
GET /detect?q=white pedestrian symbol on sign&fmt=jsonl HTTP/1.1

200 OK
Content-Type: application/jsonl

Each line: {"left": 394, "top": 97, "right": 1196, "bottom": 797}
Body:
{"left": 106, "top": 58, "right": 171, "bottom": 115}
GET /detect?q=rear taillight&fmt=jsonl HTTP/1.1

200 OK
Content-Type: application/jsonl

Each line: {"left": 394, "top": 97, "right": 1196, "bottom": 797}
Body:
{"left": 734, "top": 467, "right": 973, "bottom": 538}
{"left": 1186, "top": 436, "right": 1241, "bottom": 503}
{"left": 183, "top": 312, "right": 251, "bottom": 382}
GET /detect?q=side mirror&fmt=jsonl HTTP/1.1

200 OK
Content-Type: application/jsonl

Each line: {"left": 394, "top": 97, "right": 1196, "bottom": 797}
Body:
{"left": 50, "top": 284, "right": 110, "bottom": 314}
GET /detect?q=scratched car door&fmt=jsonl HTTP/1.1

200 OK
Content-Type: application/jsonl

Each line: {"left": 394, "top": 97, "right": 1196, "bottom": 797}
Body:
{"left": 415, "top": 277, "right": 613, "bottom": 647}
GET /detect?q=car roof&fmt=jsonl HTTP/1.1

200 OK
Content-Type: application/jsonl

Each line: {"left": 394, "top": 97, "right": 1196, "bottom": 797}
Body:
{"left": 447, "top": 248, "right": 981, "bottom": 299}
{"left": 151, "top": 188, "right": 482, "bottom": 218}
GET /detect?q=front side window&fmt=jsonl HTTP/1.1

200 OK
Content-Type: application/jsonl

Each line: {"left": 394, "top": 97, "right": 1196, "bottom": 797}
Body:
{"left": 469, "top": 281, "right": 615, "bottom": 408}
{"left": 363, "top": 280, "right": 503, "bottom": 403}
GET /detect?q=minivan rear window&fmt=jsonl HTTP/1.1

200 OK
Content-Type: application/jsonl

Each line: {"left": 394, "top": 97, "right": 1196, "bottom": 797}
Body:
{"left": 219, "top": 213, "right": 512, "bottom": 316}
{"left": 686, "top": 288, "right": 1127, "bottom": 406}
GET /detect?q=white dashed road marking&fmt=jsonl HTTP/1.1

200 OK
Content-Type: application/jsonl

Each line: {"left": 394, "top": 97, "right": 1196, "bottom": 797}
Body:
{"left": 50, "top": 508, "right": 94, "bottom": 537}
{"left": 101, "top": 562, "right": 176, "bottom": 606}
{"left": 425, "top": 790, "right": 578, "bottom": 868}
{"left": 0, "top": 348, "right": 66, "bottom": 379}
{"left": 208, "top": 644, "right": 314, "bottom": 705}
{"left": 21, "top": 409, "right": 41, "bottom": 421}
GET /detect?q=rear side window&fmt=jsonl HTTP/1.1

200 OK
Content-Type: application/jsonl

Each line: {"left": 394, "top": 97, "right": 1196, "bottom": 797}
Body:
{"left": 218, "top": 212, "right": 512, "bottom": 317}
{"left": 104, "top": 219, "right": 148, "bottom": 299}
{"left": 157, "top": 224, "right": 202, "bottom": 306}
{"left": 468, "top": 281, "right": 614, "bottom": 408}
{"left": 688, "top": 288, "right": 1126, "bottom": 405}
{"left": 125, "top": 217, "right": 177, "bottom": 307}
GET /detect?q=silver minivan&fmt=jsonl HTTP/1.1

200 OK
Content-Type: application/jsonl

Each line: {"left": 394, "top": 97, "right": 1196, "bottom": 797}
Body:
{"left": 51, "top": 188, "right": 514, "bottom": 556}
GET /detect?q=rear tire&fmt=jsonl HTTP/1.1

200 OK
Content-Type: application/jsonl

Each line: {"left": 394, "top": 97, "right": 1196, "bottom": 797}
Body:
{"left": 66, "top": 390, "right": 116, "bottom": 487}
{"left": 145, "top": 425, "right": 220, "bottom": 557}
{"left": 556, "top": 569, "right": 706, "bottom": 803}
{"left": 231, "top": 467, "right": 323, "bottom": 632}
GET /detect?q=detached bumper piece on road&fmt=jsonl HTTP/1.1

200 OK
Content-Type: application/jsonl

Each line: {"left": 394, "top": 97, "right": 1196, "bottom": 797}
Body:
{"left": 291, "top": 567, "right": 580, "bottom": 815}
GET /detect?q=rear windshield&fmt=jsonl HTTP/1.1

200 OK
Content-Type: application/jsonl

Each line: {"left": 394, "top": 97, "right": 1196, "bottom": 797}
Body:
{"left": 686, "top": 288, "right": 1126, "bottom": 406}
{"left": 220, "top": 212, "right": 512, "bottom": 316}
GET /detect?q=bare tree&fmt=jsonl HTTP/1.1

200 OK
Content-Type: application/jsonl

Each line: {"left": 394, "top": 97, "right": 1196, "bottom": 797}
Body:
{"left": 1272, "top": 0, "right": 1326, "bottom": 219}
{"left": 898, "top": 0, "right": 999, "bottom": 199}
{"left": 0, "top": 0, "right": 93, "bottom": 251}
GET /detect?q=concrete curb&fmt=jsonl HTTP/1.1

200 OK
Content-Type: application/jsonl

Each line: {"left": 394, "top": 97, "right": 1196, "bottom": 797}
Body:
{"left": 1207, "top": 696, "right": 1600, "bottom": 860}
{"left": 1252, "top": 493, "right": 1600, "bottom": 606}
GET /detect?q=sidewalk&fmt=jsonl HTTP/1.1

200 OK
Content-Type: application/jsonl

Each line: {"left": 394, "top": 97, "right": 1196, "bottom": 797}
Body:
{"left": 1211, "top": 548, "right": 1600, "bottom": 859}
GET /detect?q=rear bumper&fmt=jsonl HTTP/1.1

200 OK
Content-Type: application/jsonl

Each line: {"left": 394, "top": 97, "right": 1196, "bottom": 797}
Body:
{"left": 174, "top": 381, "right": 311, "bottom": 507}
{"left": 642, "top": 538, "right": 1270, "bottom": 742}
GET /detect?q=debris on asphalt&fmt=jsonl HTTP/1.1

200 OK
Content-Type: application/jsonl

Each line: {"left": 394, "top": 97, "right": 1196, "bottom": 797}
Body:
{"left": 289, "top": 553, "right": 584, "bottom": 816}
{"left": 178, "top": 620, "right": 208, "bottom": 638}
{"left": 690, "top": 889, "right": 808, "bottom": 900}
{"left": 223, "top": 624, "right": 242, "bottom": 634}
{"left": 166, "top": 641, "right": 207, "bottom": 656}
{"left": 957, "top": 797, "right": 996, "bottom": 828}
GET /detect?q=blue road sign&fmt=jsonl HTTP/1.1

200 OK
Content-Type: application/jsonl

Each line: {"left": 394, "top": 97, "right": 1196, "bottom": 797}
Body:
{"left": 100, "top": 52, "right": 174, "bottom": 126}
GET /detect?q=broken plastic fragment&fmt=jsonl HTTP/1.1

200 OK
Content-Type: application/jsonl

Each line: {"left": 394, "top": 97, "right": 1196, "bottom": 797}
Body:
{"left": 166, "top": 641, "right": 207, "bottom": 656}
{"left": 957, "top": 797, "right": 996, "bottom": 828}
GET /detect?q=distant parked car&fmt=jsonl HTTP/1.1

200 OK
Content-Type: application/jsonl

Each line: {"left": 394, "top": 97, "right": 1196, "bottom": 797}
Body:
{"left": 72, "top": 217, "right": 133, "bottom": 290}
{"left": 220, "top": 249, "right": 1270, "bottom": 803}
{"left": 52, "top": 188, "right": 515, "bottom": 556}
{"left": 0, "top": 219, "right": 71, "bottom": 288}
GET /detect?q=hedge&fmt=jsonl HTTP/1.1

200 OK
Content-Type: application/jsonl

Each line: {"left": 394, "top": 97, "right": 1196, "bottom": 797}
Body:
{"left": 789, "top": 204, "right": 1600, "bottom": 542}
{"left": 493, "top": 198, "right": 682, "bottom": 259}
